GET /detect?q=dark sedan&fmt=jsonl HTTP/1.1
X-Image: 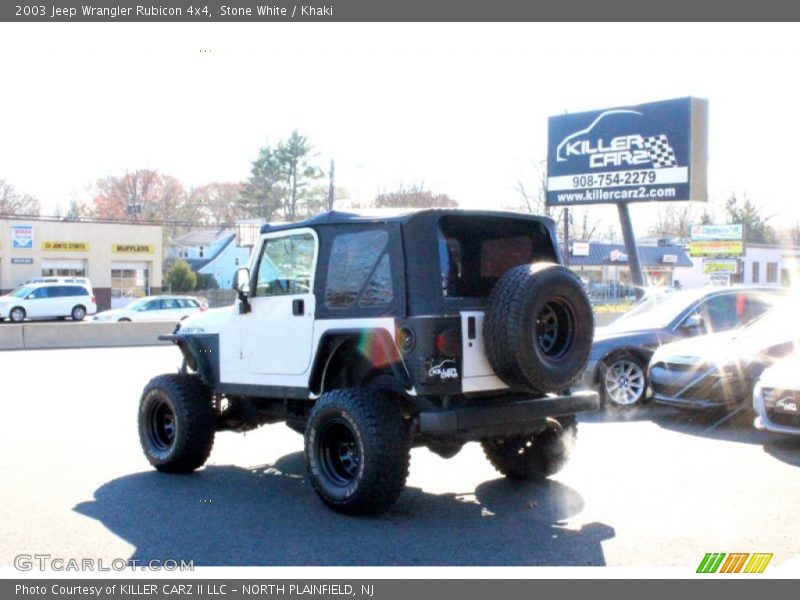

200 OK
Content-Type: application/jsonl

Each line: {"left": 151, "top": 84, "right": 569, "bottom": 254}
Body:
{"left": 649, "top": 304, "right": 799, "bottom": 411}
{"left": 582, "top": 286, "right": 785, "bottom": 408}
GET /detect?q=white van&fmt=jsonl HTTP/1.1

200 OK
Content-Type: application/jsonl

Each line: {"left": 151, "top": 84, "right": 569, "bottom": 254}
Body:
{"left": 0, "top": 280, "right": 97, "bottom": 322}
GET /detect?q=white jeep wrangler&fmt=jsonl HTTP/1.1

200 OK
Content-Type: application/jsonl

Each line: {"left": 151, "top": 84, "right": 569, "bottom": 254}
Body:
{"left": 138, "top": 209, "right": 599, "bottom": 514}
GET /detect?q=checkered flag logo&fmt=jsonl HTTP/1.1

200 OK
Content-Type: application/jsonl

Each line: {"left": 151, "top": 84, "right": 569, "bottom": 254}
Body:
{"left": 644, "top": 135, "right": 678, "bottom": 168}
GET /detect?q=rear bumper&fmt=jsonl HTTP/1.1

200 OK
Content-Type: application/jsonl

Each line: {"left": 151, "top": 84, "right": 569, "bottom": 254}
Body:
{"left": 417, "top": 390, "right": 599, "bottom": 435}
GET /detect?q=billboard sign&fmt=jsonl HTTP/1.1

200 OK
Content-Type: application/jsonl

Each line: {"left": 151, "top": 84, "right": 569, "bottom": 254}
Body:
{"left": 691, "top": 224, "right": 743, "bottom": 241}
{"left": 690, "top": 240, "right": 744, "bottom": 257}
{"left": 12, "top": 224, "right": 33, "bottom": 249}
{"left": 703, "top": 258, "right": 739, "bottom": 274}
{"left": 546, "top": 97, "right": 708, "bottom": 206}
{"left": 690, "top": 222, "right": 744, "bottom": 257}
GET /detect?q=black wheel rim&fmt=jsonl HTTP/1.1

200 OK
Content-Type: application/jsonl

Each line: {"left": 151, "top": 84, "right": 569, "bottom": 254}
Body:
{"left": 146, "top": 396, "right": 176, "bottom": 451}
{"left": 534, "top": 298, "right": 576, "bottom": 360}
{"left": 317, "top": 417, "right": 360, "bottom": 487}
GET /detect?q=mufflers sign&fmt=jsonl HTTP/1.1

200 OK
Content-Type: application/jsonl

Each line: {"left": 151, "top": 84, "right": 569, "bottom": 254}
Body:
{"left": 547, "top": 97, "right": 708, "bottom": 206}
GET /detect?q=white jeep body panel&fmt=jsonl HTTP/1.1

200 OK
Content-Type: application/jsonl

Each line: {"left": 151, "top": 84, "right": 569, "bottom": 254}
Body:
{"left": 460, "top": 310, "right": 508, "bottom": 393}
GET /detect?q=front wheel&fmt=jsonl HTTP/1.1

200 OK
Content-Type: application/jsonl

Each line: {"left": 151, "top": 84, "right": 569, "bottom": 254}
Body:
{"left": 138, "top": 374, "right": 216, "bottom": 473}
{"left": 9, "top": 307, "right": 25, "bottom": 323}
{"left": 601, "top": 353, "right": 647, "bottom": 407}
{"left": 482, "top": 416, "right": 577, "bottom": 480}
{"left": 305, "top": 388, "right": 410, "bottom": 515}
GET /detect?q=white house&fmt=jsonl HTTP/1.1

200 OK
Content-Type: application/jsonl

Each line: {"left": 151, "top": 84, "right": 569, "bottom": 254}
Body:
{"left": 168, "top": 228, "right": 251, "bottom": 289}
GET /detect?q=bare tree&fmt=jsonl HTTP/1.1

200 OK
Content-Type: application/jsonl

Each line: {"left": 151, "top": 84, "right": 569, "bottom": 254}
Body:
{"left": 374, "top": 183, "right": 457, "bottom": 208}
{"left": 0, "top": 179, "right": 41, "bottom": 216}
{"left": 650, "top": 203, "right": 694, "bottom": 240}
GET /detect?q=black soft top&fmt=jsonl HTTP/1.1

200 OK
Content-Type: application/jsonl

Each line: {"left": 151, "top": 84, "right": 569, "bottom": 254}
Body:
{"left": 260, "top": 208, "right": 556, "bottom": 235}
{"left": 261, "top": 208, "right": 562, "bottom": 317}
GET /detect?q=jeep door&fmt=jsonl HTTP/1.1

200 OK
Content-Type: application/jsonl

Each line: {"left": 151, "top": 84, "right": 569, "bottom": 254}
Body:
{"left": 242, "top": 229, "right": 318, "bottom": 375}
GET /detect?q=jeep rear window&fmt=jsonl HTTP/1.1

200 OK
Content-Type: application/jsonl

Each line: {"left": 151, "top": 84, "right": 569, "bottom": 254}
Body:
{"left": 325, "top": 230, "right": 393, "bottom": 309}
{"left": 438, "top": 216, "right": 556, "bottom": 298}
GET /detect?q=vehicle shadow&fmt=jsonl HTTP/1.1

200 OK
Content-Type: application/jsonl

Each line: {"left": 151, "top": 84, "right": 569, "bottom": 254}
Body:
{"left": 650, "top": 404, "right": 800, "bottom": 466}
{"left": 74, "top": 452, "right": 614, "bottom": 566}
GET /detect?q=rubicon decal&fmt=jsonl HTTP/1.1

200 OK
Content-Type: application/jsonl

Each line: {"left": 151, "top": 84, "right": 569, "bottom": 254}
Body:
{"left": 696, "top": 552, "right": 773, "bottom": 574}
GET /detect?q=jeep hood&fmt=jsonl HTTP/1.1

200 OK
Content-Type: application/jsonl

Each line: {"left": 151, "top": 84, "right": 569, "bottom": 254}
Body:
{"left": 177, "top": 305, "right": 233, "bottom": 333}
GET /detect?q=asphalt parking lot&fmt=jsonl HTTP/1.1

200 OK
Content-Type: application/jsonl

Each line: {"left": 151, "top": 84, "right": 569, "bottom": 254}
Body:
{"left": 2, "top": 346, "right": 800, "bottom": 569}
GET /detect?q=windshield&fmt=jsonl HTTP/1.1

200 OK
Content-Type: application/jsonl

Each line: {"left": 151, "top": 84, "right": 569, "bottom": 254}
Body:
{"left": 606, "top": 290, "right": 704, "bottom": 331}
{"left": 9, "top": 286, "right": 35, "bottom": 299}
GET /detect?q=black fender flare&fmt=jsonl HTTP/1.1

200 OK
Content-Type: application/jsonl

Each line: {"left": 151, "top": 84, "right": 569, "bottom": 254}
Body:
{"left": 308, "top": 328, "right": 412, "bottom": 395}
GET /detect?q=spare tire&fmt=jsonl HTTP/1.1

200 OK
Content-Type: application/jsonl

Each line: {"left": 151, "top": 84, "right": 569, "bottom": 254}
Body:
{"left": 484, "top": 263, "right": 593, "bottom": 393}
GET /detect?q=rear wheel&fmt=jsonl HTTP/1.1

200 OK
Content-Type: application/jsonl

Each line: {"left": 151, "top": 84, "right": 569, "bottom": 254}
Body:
{"left": 601, "top": 353, "right": 647, "bottom": 407}
{"left": 482, "top": 417, "right": 577, "bottom": 480}
{"left": 305, "top": 388, "right": 410, "bottom": 515}
{"left": 9, "top": 307, "right": 25, "bottom": 323}
{"left": 71, "top": 305, "right": 87, "bottom": 321}
{"left": 138, "top": 374, "right": 215, "bottom": 473}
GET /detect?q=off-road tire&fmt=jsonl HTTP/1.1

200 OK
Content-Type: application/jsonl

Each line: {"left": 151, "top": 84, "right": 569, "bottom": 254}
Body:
{"left": 305, "top": 388, "right": 410, "bottom": 515}
{"left": 482, "top": 416, "right": 578, "bottom": 480}
{"left": 138, "top": 374, "right": 215, "bottom": 473}
{"left": 484, "top": 263, "right": 593, "bottom": 393}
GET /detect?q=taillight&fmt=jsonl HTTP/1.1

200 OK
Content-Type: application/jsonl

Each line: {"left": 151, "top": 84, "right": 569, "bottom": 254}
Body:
{"left": 434, "top": 328, "right": 460, "bottom": 356}
{"left": 200, "top": 306, "right": 208, "bottom": 312}
{"left": 91, "top": 295, "right": 96, "bottom": 305}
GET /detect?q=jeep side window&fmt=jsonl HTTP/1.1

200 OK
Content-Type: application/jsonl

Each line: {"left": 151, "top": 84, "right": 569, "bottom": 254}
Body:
{"left": 325, "top": 230, "right": 390, "bottom": 308}
{"left": 256, "top": 233, "right": 316, "bottom": 296}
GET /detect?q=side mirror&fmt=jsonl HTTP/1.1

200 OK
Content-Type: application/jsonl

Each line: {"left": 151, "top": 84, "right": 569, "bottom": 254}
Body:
{"left": 234, "top": 267, "right": 251, "bottom": 296}
{"left": 233, "top": 267, "right": 251, "bottom": 313}
{"left": 681, "top": 313, "right": 705, "bottom": 333}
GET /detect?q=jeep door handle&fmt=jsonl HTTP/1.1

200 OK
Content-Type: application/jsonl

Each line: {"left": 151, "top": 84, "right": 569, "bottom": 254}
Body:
{"left": 292, "top": 299, "right": 305, "bottom": 316}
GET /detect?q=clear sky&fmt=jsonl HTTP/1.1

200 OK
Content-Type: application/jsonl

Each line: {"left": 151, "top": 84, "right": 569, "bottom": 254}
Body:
{"left": 1, "top": 22, "right": 799, "bottom": 232}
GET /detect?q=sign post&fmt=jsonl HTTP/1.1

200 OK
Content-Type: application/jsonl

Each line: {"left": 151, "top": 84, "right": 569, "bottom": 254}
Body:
{"left": 547, "top": 97, "right": 708, "bottom": 293}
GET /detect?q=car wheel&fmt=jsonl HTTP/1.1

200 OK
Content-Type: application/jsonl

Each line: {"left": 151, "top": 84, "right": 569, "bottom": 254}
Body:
{"left": 305, "top": 388, "right": 410, "bottom": 515}
{"left": 71, "top": 305, "right": 87, "bottom": 321}
{"left": 9, "top": 307, "right": 25, "bottom": 323}
{"left": 601, "top": 353, "right": 647, "bottom": 407}
{"left": 118, "top": 318, "right": 131, "bottom": 322}
{"left": 482, "top": 416, "right": 577, "bottom": 480}
{"left": 138, "top": 374, "right": 216, "bottom": 473}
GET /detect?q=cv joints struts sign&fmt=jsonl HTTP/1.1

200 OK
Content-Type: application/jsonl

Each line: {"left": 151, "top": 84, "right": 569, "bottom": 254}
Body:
{"left": 546, "top": 97, "right": 708, "bottom": 206}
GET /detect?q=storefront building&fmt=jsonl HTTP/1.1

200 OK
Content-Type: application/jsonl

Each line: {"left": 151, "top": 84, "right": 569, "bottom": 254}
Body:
{"left": 567, "top": 241, "right": 694, "bottom": 289}
{"left": 0, "top": 218, "right": 163, "bottom": 310}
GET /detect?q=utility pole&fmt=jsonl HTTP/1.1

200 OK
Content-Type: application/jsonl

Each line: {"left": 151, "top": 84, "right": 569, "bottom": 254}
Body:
{"left": 617, "top": 203, "right": 645, "bottom": 297}
{"left": 327, "top": 159, "right": 335, "bottom": 211}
